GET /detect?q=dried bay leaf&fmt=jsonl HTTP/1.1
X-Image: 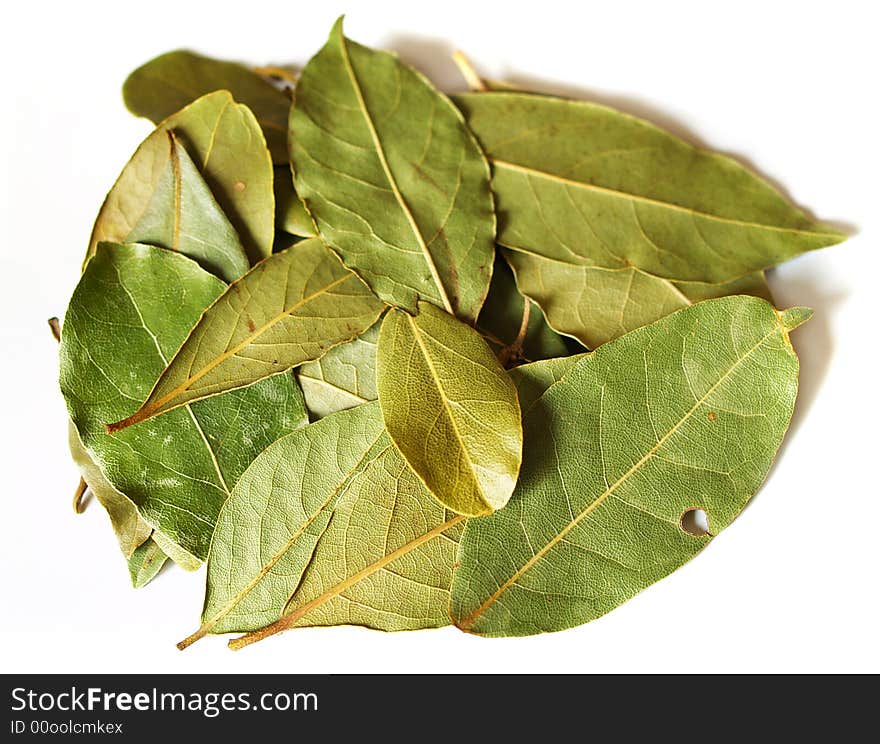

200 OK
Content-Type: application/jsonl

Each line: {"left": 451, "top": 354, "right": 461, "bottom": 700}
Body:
{"left": 290, "top": 18, "right": 495, "bottom": 322}
{"left": 68, "top": 421, "right": 151, "bottom": 558}
{"left": 505, "top": 250, "right": 775, "bottom": 348}
{"left": 450, "top": 296, "right": 808, "bottom": 636}
{"left": 61, "top": 243, "right": 309, "bottom": 561}
{"left": 478, "top": 256, "right": 581, "bottom": 362}
{"left": 107, "top": 238, "right": 385, "bottom": 430}
{"left": 297, "top": 323, "right": 380, "bottom": 420}
{"left": 376, "top": 302, "right": 522, "bottom": 516}
{"left": 128, "top": 537, "right": 169, "bottom": 589}
{"left": 88, "top": 91, "right": 274, "bottom": 267}
{"left": 184, "top": 402, "right": 464, "bottom": 649}
{"left": 456, "top": 92, "right": 841, "bottom": 344}
{"left": 230, "top": 447, "right": 464, "bottom": 648}
{"left": 179, "top": 403, "right": 386, "bottom": 645}
{"left": 274, "top": 166, "right": 316, "bottom": 237}
{"left": 123, "top": 50, "right": 292, "bottom": 164}
{"left": 127, "top": 132, "right": 249, "bottom": 282}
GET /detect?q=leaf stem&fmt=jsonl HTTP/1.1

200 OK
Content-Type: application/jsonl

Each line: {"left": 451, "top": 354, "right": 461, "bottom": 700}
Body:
{"left": 451, "top": 51, "right": 487, "bottom": 92}
{"left": 73, "top": 478, "right": 89, "bottom": 514}
{"left": 228, "top": 515, "right": 466, "bottom": 650}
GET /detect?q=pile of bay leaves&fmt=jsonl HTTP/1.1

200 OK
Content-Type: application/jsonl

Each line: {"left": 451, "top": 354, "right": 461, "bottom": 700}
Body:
{"left": 57, "top": 18, "right": 845, "bottom": 649}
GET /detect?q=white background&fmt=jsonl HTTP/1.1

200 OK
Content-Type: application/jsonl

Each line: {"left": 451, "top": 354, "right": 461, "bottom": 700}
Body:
{"left": 1, "top": 0, "right": 877, "bottom": 673}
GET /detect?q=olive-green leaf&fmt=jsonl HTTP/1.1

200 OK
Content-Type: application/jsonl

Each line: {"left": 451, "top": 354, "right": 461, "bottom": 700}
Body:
{"left": 88, "top": 91, "right": 274, "bottom": 267}
{"left": 455, "top": 91, "right": 842, "bottom": 342}
{"left": 123, "top": 49, "right": 292, "bottom": 164}
{"left": 107, "top": 238, "right": 385, "bottom": 431}
{"left": 450, "top": 296, "right": 807, "bottom": 636}
{"left": 297, "top": 322, "right": 379, "bottom": 420}
{"left": 180, "top": 402, "right": 464, "bottom": 648}
{"left": 67, "top": 421, "right": 151, "bottom": 558}
{"left": 230, "top": 450, "right": 464, "bottom": 648}
{"left": 126, "top": 132, "right": 249, "bottom": 282}
{"left": 290, "top": 17, "right": 495, "bottom": 322}
{"left": 511, "top": 354, "right": 585, "bottom": 414}
{"left": 376, "top": 301, "right": 522, "bottom": 516}
{"left": 61, "top": 243, "right": 309, "bottom": 561}
{"left": 505, "top": 247, "right": 774, "bottom": 348}
{"left": 478, "top": 255, "right": 580, "bottom": 362}
{"left": 128, "top": 537, "right": 168, "bottom": 589}
{"left": 180, "top": 403, "right": 384, "bottom": 644}
{"left": 274, "top": 166, "right": 316, "bottom": 237}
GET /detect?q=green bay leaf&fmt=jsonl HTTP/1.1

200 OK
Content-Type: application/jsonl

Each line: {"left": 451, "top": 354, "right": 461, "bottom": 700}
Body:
{"left": 450, "top": 295, "right": 806, "bottom": 636}
{"left": 61, "top": 243, "right": 309, "bottom": 561}
{"left": 376, "top": 302, "right": 522, "bottom": 517}
{"left": 123, "top": 50, "right": 292, "bottom": 164}
{"left": 297, "top": 323, "right": 379, "bottom": 420}
{"left": 128, "top": 537, "right": 168, "bottom": 588}
{"left": 291, "top": 17, "right": 495, "bottom": 322}
{"left": 126, "top": 132, "right": 249, "bottom": 283}
{"left": 504, "top": 248, "right": 774, "bottom": 349}
{"left": 107, "top": 238, "right": 385, "bottom": 430}
{"left": 456, "top": 92, "right": 841, "bottom": 345}
{"left": 274, "top": 166, "right": 316, "bottom": 237}
{"left": 181, "top": 402, "right": 463, "bottom": 648}
{"left": 478, "top": 255, "right": 581, "bottom": 362}
{"left": 67, "top": 421, "right": 151, "bottom": 558}
{"left": 88, "top": 91, "right": 274, "bottom": 267}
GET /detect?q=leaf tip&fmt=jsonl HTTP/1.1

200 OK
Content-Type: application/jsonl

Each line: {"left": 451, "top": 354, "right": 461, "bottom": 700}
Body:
{"left": 105, "top": 411, "right": 147, "bottom": 435}
{"left": 777, "top": 306, "right": 813, "bottom": 332}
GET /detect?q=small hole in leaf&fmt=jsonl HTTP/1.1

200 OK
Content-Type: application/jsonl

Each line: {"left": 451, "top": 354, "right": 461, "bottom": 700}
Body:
{"left": 680, "top": 508, "right": 710, "bottom": 537}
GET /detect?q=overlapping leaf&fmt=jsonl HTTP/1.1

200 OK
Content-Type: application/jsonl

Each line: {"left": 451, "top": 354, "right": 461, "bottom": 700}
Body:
{"left": 297, "top": 323, "right": 380, "bottom": 420}
{"left": 450, "top": 296, "right": 807, "bottom": 636}
{"left": 126, "top": 132, "right": 249, "bottom": 282}
{"left": 128, "top": 538, "right": 169, "bottom": 588}
{"left": 478, "top": 256, "right": 579, "bottom": 362}
{"left": 88, "top": 91, "right": 274, "bottom": 266}
{"left": 180, "top": 402, "right": 464, "bottom": 649}
{"left": 455, "top": 92, "right": 841, "bottom": 345}
{"left": 123, "top": 50, "right": 293, "bottom": 163}
{"left": 61, "top": 243, "right": 309, "bottom": 561}
{"left": 290, "top": 18, "right": 495, "bottom": 322}
{"left": 274, "top": 166, "right": 316, "bottom": 237}
{"left": 377, "top": 302, "right": 522, "bottom": 516}
{"left": 107, "top": 238, "right": 385, "bottom": 430}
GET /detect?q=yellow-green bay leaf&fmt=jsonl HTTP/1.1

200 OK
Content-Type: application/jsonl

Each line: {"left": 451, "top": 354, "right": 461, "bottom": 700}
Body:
{"left": 376, "top": 302, "right": 522, "bottom": 517}
{"left": 450, "top": 296, "right": 808, "bottom": 636}
{"left": 61, "top": 243, "right": 309, "bottom": 561}
{"left": 107, "top": 238, "right": 385, "bottom": 431}
{"left": 88, "top": 91, "right": 274, "bottom": 267}
{"left": 123, "top": 50, "right": 292, "bottom": 164}
{"left": 290, "top": 18, "right": 495, "bottom": 322}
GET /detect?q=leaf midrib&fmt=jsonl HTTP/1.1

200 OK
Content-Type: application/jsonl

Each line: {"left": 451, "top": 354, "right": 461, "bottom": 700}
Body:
{"left": 405, "top": 312, "right": 488, "bottom": 512}
{"left": 457, "top": 323, "right": 782, "bottom": 630}
{"left": 336, "top": 27, "right": 454, "bottom": 314}
{"left": 131, "top": 271, "right": 355, "bottom": 422}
